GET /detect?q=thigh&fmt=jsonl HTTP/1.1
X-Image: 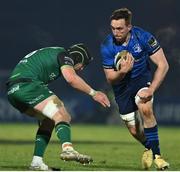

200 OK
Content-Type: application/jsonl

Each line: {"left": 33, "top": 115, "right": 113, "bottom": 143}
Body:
{"left": 25, "top": 107, "right": 46, "bottom": 120}
{"left": 7, "top": 81, "right": 54, "bottom": 113}
{"left": 115, "top": 89, "right": 137, "bottom": 114}
{"left": 137, "top": 100, "right": 154, "bottom": 115}
{"left": 132, "top": 72, "right": 152, "bottom": 95}
{"left": 34, "top": 95, "right": 71, "bottom": 122}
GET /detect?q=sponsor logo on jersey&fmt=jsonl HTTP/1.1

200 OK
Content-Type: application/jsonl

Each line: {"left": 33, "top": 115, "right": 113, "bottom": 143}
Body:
{"left": 133, "top": 43, "right": 142, "bottom": 53}
{"left": 7, "top": 85, "right": 20, "bottom": 95}
{"left": 49, "top": 73, "right": 56, "bottom": 80}
{"left": 28, "top": 94, "right": 44, "bottom": 104}
{"left": 148, "top": 37, "right": 158, "bottom": 47}
{"left": 36, "top": 138, "right": 41, "bottom": 142}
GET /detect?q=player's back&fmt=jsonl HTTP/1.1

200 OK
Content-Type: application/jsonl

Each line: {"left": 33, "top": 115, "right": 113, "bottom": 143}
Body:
{"left": 9, "top": 47, "right": 66, "bottom": 83}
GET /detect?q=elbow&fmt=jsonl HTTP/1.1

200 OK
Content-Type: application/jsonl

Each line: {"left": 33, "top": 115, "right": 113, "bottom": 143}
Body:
{"left": 107, "top": 77, "right": 118, "bottom": 85}
{"left": 166, "top": 62, "right": 169, "bottom": 72}
{"left": 164, "top": 61, "right": 169, "bottom": 74}
{"left": 159, "top": 60, "right": 169, "bottom": 74}
{"left": 106, "top": 77, "right": 114, "bottom": 84}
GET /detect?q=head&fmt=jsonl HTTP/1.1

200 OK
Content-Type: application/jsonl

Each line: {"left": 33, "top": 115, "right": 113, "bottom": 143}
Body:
{"left": 110, "top": 8, "right": 132, "bottom": 43}
{"left": 68, "top": 43, "right": 93, "bottom": 71}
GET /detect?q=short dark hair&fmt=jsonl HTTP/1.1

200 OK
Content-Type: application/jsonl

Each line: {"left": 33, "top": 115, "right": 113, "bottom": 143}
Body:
{"left": 110, "top": 8, "right": 132, "bottom": 25}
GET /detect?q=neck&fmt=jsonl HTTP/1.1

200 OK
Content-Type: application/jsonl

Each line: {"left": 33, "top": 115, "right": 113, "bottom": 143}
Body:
{"left": 114, "top": 32, "right": 131, "bottom": 46}
{"left": 122, "top": 32, "right": 131, "bottom": 46}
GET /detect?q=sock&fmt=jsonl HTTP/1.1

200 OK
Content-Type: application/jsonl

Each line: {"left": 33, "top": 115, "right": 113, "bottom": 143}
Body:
{"left": 144, "top": 125, "right": 160, "bottom": 158}
{"left": 55, "top": 122, "right": 71, "bottom": 146}
{"left": 62, "top": 142, "right": 74, "bottom": 151}
{"left": 142, "top": 139, "right": 151, "bottom": 150}
{"left": 33, "top": 134, "right": 51, "bottom": 157}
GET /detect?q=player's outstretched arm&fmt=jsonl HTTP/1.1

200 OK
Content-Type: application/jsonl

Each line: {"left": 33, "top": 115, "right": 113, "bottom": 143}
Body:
{"left": 91, "top": 90, "right": 110, "bottom": 107}
{"left": 61, "top": 66, "right": 110, "bottom": 107}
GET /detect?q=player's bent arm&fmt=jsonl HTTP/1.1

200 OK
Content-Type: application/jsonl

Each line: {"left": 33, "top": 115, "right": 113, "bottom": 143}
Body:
{"left": 149, "top": 48, "right": 169, "bottom": 93}
{"left": 61, "top": 66, "right": 110, "bottom": 107}
{"left": 61, "top": 66, "right": 93, "bottom": 94}
{"left": 104, "top": 54, "right": 134, "bottom": 84}
{"left": 104, "top": 68, "right": 126, "bottom": 85}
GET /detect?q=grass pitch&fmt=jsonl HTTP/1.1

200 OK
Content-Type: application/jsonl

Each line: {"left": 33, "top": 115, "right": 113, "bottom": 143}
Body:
{"left": 0, "top": 123, "right": 180, "bottom": 171}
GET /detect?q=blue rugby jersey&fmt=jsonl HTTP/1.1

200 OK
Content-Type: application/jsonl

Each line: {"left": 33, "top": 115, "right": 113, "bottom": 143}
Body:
{"left": 100, "top": 26, "right": 161, "bottom": 78}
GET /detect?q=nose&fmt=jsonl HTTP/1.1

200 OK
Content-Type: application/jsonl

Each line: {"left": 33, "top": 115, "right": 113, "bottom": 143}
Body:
{"left": 114, "top": 29, "right": 119, "bottom": 36}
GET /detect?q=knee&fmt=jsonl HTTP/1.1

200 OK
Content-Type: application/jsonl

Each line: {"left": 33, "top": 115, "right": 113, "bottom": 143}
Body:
{"left": 121, "top": 112, "right": 140, "bottom": 136}
{"left": 52, "top": 110, "right": 71, "bottom": 124}
{"left": 138, "top": 106, "right": 157, "bottom": 126}
{"left": 139, "top": 106, "right": 153, "bottom": 118}
{"left": 141, "top": 107, "right": 151, "bottom": 115}
{"left": 39, "top": 118, "right": 55, "bottom": 132}
{"left": 40, "top": 97, "right": 71, "bottom": 124}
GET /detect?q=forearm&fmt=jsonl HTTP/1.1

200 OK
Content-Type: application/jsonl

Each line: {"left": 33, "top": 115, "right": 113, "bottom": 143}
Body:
{"left": 149, "top": 48, "right": 169, "bottom": 93}
{"left": 68, "top": 75, "right": 94, "bottom": 95}
{"left": 108, "top": 74, "right": 126, "bottom": 84}
{"left": 105, "top": 70, "right": 126, "bottom": 84}
{"left": 149, "top": 65, "right": 169, "bottom": 93}
{"left": 104, "top": 54, "right": 134, "bottom": 85}
{"left": 61, "top": 67, "right": 96, "bottom": 96}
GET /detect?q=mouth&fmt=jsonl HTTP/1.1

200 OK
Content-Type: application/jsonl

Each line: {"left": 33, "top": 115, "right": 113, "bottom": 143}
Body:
{"left": 115, "top": 36, "right": 122, "bottom": 40}
{"left": 115, "top": 35, "right": 122, "bottom": 38}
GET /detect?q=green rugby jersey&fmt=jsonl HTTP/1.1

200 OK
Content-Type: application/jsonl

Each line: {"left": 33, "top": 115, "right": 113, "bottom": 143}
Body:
{"left": 9, "top": 47, "right": 70, "bottom": 84}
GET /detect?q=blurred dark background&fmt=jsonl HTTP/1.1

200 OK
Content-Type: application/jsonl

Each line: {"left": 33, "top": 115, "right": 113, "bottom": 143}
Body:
{"left": 0, "top": 0, "right": 180, "bottom": 124}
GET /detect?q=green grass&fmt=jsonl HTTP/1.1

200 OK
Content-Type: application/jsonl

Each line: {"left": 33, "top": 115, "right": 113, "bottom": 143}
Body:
{"left": 0, "top": 123, "right": 180, "bottom": 170}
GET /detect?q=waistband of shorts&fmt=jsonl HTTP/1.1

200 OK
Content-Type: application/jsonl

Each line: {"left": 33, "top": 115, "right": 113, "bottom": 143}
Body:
{"left": 6, "top": 78, "right": 33, "bottom": 88}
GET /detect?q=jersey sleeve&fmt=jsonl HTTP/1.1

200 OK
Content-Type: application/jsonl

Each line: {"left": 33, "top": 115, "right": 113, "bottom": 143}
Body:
{"left": 141, "top": 31, "right": 161, "bottom": 56}
{"left": 100, "top": 44, "right": 114, "bottom": 69}
{"left": 57, "top": 51, "right": 74, "bottom": 67}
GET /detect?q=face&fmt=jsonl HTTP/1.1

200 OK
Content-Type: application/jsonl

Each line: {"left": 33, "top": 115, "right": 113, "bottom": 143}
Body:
{"left": 111, "top": 19, "right": 132, "bottom": 43}
{"left": 74, "top": 63, "right": 84, "bottom": 71}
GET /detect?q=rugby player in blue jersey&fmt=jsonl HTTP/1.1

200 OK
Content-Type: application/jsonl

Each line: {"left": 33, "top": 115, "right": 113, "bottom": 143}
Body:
{"left": 100, "top": 8, "right": 169, "bottom": 170}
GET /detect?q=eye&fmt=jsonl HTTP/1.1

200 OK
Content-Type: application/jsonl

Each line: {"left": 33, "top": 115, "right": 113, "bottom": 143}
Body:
{"left": 111, "top": 26, "right": 122, "bottom": 31}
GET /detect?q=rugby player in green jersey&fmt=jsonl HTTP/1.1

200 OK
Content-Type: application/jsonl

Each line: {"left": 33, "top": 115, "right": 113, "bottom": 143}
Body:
{"left": 6, "top": 43, "right": 110, "bottom": 170}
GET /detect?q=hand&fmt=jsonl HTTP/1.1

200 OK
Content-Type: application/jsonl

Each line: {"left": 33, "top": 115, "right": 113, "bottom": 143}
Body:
{"left": 92, "top": 91, "right": 110, "bottom": 108}
{"left": 119, "top": 53, "right": 134, "bottom": 73}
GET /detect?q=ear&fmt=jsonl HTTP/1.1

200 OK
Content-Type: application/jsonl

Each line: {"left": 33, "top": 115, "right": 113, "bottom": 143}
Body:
{"left": 128, "top": 24, "right": 132, "bottom": 31}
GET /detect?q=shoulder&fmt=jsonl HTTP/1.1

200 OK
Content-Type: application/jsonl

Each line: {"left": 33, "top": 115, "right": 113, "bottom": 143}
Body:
{"left": 101, "top": 34, "right": 113, "bottom": 47}
{"left": 48, "top": 46, "right": 66, "bottom": 52}
{"left": 57, "top": 49, "right": 74, "bottom": 67}
{"left": 132, "top": 26, "right": 156, "bottom": 41}
{"left": 100, "top": 34, "right": 114, "bottom": 56}
{"left": 132, "top": 26, "right": 152, "bottom": 38}
{"left": 132, "top": 26, "right": 146, "bottom": 33}
{"left": 36, "top": 47, "right": 66, "bottom": 56}
{"left": 132, "top": 27, "right": 160, "bottom": 54}
{"left": 39, "top": 46, "right": 65, "bottom": 51}
{"left": 132, "top": 26, "right": 157, "bottom": 45}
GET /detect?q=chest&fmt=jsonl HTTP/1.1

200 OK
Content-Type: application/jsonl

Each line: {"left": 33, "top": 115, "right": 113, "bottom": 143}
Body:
{"left": 113, "top": 36, "right": 146, "bottom": 60}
